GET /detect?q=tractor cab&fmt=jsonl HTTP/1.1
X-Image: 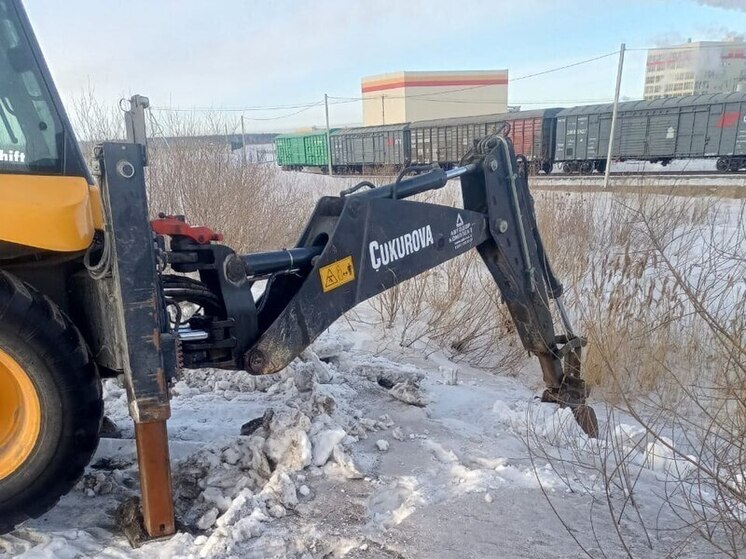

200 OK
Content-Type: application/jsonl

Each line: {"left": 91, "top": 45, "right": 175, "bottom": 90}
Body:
{"left": 0, "top": 0, "right": 98, "bottom": 261}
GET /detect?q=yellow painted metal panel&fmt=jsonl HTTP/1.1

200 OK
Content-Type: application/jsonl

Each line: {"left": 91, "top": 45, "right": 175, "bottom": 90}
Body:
{"left": 0, "top": 174, "right": 101, "bottom": 252}
{"left": 88, "top": 184, "right": 105, "bottom": 229}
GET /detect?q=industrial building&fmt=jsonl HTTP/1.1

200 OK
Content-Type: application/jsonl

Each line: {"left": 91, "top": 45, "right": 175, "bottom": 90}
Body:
{"left": 361, "top": 70, "right": 508, "bottom": 126}
{"left": 644, "top": 39, "right": 746, "bottom": 100}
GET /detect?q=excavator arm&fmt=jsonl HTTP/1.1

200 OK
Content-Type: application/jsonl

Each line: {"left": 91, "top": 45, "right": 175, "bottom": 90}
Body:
{"left": 154, "top": 135, "right": 593, "bottom": 414}
{"left": 88, "top": 129, "right": 597, "bottom": 543}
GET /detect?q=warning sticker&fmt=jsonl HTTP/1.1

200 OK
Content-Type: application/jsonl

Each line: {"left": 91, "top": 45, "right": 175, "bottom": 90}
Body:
{"left": 319, "top": 256, "right": 355, "bottom": 293}
{"left": 448, "top": 212, "right": 473, "bottom": 251}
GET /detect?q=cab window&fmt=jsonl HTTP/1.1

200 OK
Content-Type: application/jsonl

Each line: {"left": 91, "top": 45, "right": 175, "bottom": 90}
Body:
{"left": 0, "top": 0, "right": 64, "bottom": 174}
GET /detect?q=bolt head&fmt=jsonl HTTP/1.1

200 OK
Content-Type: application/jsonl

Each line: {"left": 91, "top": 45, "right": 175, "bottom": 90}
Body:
{"left": 116, "top": 159, "right": 136, "bottom": 179}
{"left": 497, "top": 219, "right": 509, "bottom": 234}
{"left": 225, "top": 254, "right": 247, "bottom": 284}
{"left": 247, "top": 350, "right": 266, "bottom": 373}
{"left": 489, "top": 159, "right": 499, "bottom": 172}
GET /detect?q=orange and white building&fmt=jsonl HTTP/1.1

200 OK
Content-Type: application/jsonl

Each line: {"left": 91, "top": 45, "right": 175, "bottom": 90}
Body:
{"left": 644, "top": 40, "right": 746, "bottom": 100}
{"left": 361, "top": 70, "right": 508, "bottom": 126}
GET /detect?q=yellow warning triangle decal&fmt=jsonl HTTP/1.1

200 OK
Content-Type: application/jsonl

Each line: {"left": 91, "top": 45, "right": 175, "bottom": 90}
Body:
{"left": 325, "top": 269, "right": 338, "bottom": 287}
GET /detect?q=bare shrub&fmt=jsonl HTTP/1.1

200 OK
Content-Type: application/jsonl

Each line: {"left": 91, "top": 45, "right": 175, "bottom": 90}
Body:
{"left": 68, "top": 88, "right": 126, "bottom": 143}
{"left": 369, "top": 185, "right": 745, "bottom": 555}
{"left": 70, "top": 94, "right": 314, "bottom": 253}
{"left": 526, "top": 193, "right": 746, "bottom": 558}
{"left": 146, "top": 140, "right": 313, "bottom": 252}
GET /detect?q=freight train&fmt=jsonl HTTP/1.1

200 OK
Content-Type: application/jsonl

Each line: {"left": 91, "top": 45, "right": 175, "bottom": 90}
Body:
{"left": 274, "top": 92, "right": 746, "bottom": 174}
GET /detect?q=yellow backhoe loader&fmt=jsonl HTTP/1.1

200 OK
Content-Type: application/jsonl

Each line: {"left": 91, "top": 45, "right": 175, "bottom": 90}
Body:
{"left": 0, "top": 0, "right": 596, "bottom": 542}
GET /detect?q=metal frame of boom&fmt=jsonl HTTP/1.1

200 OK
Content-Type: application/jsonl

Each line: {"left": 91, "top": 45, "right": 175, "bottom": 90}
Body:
{"left": 96, "top": 131, "right": 595, "bottom": 542}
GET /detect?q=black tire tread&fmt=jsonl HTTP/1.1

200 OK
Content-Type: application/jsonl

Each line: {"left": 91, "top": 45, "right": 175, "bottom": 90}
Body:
{"left": 0, "top": 271, "right": 102, "bottom": 533}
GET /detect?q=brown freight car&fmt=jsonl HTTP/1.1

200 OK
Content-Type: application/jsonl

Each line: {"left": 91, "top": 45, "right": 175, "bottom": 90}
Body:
{"left": 408, "top": 108, "right": 561, "bottom": 173}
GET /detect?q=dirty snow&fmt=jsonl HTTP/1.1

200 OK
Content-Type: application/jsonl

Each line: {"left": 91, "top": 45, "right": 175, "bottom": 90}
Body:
{"left": 0, "top": 303, "right": 734, "bottom": 558}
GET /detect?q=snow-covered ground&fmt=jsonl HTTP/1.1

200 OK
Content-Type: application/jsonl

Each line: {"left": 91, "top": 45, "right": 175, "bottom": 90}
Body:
{"left": 0, "top": 300, "right": 723, "bottom": 559}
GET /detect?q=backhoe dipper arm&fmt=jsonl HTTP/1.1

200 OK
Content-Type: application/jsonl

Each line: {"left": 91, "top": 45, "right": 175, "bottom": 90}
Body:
{"left": 245, "top": 137, "right": 581, "bottom": 391}
{"left": 157, "top": 135, "right": 597, "bottom": 436}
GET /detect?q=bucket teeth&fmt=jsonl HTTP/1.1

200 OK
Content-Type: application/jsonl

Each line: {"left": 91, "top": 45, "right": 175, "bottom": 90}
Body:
{"left": 541, "top": 376, "right": 599, "bottom": 438}
{"left": 572, "top": 405, "right": 599, "bottom": 438}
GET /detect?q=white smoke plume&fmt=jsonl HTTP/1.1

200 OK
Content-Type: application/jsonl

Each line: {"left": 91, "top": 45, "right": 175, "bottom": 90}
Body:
{"left": 696, "top": 0, "right": 746, "bottom": 12}
{"left": 697, "top": 24, "right": 745, "bottom": 42}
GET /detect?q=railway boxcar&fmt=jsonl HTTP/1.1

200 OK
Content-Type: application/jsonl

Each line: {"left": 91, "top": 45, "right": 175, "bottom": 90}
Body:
{"left": 274, "top": 131, "right": 331, "bottom": 170}
{"left": 409, "top": 109, "right": 561, "bottom": 173}
{"left": 409, "top": 114, "right": 503, "bottom": 168}
{"left": 330, "top": 124, "right": 409, "bottom": 173}
{"left": 274, "top": 133, "right": 306, "bottom": 170}
{"left": 555, "top": 92, "right": 746, "bottom": 173}
{"left": 505, "top": 109, "right": 562, "bottom": 173}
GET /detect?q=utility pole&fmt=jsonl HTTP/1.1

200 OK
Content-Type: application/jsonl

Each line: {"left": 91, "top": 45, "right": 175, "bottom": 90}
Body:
{"left": 240, "top": 115, "right": 247, "bottom": 166}
{"left": 381, "top": 95, "right": 386, "bottom": 125}
{"left": 324, "top": 94, "right": 333, "bottom": 175}
{"left": 604, "top": 43, "right": 625, "bottom": 189}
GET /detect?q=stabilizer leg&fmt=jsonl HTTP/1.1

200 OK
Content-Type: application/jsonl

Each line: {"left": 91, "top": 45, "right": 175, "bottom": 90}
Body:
{"left": 96, "top": 143, "right": 180, "bottom": 542}
{"left": 134, "top": 421, "right": 175, "bottom": 537}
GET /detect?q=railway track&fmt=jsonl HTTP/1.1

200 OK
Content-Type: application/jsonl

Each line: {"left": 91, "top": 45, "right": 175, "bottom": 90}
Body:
{"left": 302, "top": 170, "right": 746, "bottom": 197}
{"left": 535, "top": 171, "right": 745, "bottom": 178}
{"left": 321, "top": 171, "right": 745, "bottom": 181}
{"left": 529, "top": 172, "right": 746, "bottom": 197}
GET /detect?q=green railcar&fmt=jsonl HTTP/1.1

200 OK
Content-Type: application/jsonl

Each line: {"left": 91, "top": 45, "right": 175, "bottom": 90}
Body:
{"left": 303, "top": 133, "right": 329, "bottom": 167}
{"left": 274, "top": 131, "right": 333, "bottom": 170}
{"left": 274, "top": 134, "right": 306, "bottom": 168}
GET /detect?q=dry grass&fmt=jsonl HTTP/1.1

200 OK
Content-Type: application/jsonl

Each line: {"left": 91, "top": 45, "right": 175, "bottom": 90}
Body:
{"left": 145, "top": 140, "right": 313, "bottom": 252}
{"left": 368, "top": 251, "right": 525, "bottom": 371}
{"left": 76, "top": 99, "right": 744, "bottom": 555}
{"left": 533, "top": 182, "right": 746, "bottom": 200}
{"left": 366, "top": 182, "right": 745, "bottom": 555}
{"left": 527, "top": 189, "right": 746, "bottom": 557}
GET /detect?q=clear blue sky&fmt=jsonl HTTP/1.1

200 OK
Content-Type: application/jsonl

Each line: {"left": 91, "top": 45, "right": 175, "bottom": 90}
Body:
{"left": 23, "top": 0, "right": 746, "bottom": 132}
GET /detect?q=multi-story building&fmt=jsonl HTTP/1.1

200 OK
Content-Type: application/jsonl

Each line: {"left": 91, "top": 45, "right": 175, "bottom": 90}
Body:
{"left": 361, "top": 70, "right": 508, "bottom": 126}
{"left": 644, "top": 40, "right": 746, "bottom": 100}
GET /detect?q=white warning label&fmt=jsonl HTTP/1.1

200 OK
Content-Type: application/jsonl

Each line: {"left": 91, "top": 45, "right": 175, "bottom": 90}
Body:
{"left": 449, "top": 213, "right": 473, "bottom": 251}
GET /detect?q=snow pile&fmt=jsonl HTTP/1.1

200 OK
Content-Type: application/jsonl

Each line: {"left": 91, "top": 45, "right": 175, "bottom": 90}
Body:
{"left": 176, "top": 368, "right": 293, "bottom": 397}
{"left": 367, "top": 477, "right": 423, "bottom": 528}
{"left": 101, "top": 379, "right": 132, "bottom": 436}
{"left": 153, "top": 345, "right": 386, "bottom": 557}
{"left": 491, "top": 398, "right": 588, "bottom": 446}
{"left": 75, "top": 468, "right": 131, "bottom": 498}
{"left": 346, "top": 355, "right": 425, "bottom": 386}
{"left": 610, "top": 423, "right": 697, "bottom": 477}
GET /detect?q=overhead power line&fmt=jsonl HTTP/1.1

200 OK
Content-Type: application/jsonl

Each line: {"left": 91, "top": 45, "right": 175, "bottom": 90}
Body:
{"left": 409, "top": 96, "right": 617, "bottom": 105}
{"left": 329, "top": 50, "right": 620, "bottom": 103}
{"left": 150, "top": 101, "right": 322, "bottom": 113}
{"left": 627, "top": 42, "right": 746, "bottom": 52}
{"left": 151, "top": 50, "right": 623, "bottom": 115}
{"left": 240, "top": 103, "right": 323, "bottom": 121}
{"left": 143, "top": 41, "right": 737, "bottom": 119}
{"left": 510, "top": 51, "right": 618, "bottom": 81}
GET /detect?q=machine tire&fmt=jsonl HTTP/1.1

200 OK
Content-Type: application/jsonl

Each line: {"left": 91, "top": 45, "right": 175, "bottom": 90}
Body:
{"left": 0, "top": 271, "right": 102, "bottom": 534}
